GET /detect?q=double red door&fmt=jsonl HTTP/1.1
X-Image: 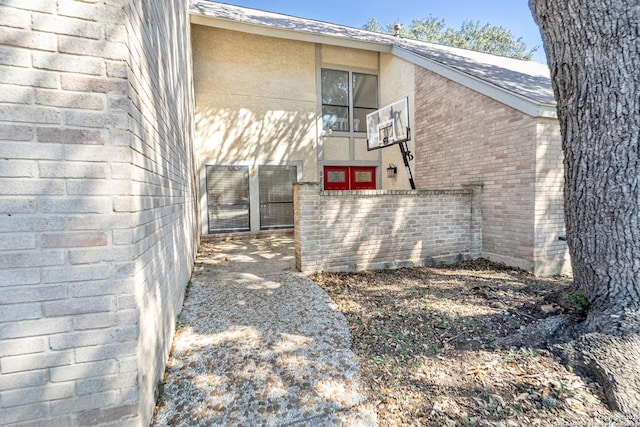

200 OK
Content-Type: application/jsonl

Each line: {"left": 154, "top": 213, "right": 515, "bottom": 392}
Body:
{"left": 323, "top": 166, "right": 376, "bottom": 190}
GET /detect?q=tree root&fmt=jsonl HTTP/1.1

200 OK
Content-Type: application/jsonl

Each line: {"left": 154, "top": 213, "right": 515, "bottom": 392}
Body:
{"left": 493, "top": 315, "right": 580, "bottom": 348}
{"left": 494, "top": 315, "right": 640, "bottom": 415}
{"left": 557, "top": 333, "right": 640, "bottom": 415}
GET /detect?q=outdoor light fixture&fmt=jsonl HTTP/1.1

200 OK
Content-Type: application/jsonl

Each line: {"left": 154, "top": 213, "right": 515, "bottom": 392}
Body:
{"left": 386, "top": 163, "right": 397, "bottom": 178}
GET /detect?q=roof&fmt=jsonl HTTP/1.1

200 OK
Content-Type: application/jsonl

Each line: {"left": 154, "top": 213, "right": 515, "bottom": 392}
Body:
{"left": 189, "top": 1, "right": 557, "bottom": 118}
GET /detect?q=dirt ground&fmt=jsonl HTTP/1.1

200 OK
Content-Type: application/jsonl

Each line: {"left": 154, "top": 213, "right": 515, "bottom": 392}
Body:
{"left": 310, "top": 260, "right": 631, "bottom": 427}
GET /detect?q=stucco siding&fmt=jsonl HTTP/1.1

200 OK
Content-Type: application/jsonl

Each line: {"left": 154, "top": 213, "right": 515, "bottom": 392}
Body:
{"left": 321, "top": 45, "right": 378, "bottom": 70}
{"left": 192, "top": 24, "right": 318, "bottom": 182}
{"left": 379, "top": 53, "right": 416, "bottom": 190}
{"left": 414, "top": 65, "right": 538, "bottom": 270}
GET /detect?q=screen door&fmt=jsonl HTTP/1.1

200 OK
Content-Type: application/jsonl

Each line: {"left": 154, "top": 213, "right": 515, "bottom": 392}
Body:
{"left": 206, "top": 165, "right": 250, "bottom": 233}
{"left": 259, "top": 165, "right": 296, "bottom": 230}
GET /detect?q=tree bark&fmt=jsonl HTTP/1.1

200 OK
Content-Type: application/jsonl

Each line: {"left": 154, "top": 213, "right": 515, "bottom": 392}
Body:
{"left": 529, "top": 0, "right": 640, "bottom": 414}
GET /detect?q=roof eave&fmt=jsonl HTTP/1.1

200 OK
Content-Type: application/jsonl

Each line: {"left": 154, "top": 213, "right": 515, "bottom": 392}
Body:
{"left": 392, "top": 46, "right": 557, "bottom": 119}
{"left": 189, "top": 7, "right": 557, "bottom": 120}
{"left": 190, "top": 12, "right": 393, "bottom": 54}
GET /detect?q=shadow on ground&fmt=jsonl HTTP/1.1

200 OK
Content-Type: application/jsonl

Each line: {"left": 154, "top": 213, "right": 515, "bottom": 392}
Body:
{"left": 152, "top": 235, "right": 376, "bottom": 426}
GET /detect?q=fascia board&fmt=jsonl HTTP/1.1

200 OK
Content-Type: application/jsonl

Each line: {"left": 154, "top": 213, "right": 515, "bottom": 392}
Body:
{"left": 190, "top": 13, "right": 393, "bottom": 54}
{"left": 392, "top": 46, "right": 557, "bottom": 119}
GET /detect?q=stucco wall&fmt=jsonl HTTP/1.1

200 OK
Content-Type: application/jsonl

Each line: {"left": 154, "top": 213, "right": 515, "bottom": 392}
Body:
{"left": 414, "top": 66, "right": 538, "bottom": 271}
{"left": 192, "top": 25, "right": 318, "bottom": 182}
{"left": 0, "top": 1, "right": 197, "bottom": 425}
{"left": 379, "top": 53, "right": 416, "bottom": 190}
{"left": 294, "top": 183, "right": 482, "bottom": 273}
{"left": 321, "top": 44, "right": 378, "bottom": 70}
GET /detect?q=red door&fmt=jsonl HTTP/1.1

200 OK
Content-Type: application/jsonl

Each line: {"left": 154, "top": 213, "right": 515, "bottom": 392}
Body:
{"left": 323, "top": 166, "right": 376, "bottom": 190}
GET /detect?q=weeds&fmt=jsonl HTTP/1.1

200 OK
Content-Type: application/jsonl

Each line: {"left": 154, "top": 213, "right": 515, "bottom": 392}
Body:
{"left": 507, "top": 317, "right": 521, "bottom": 329}
{"left": 154, "top": 380, "right": 168, "bottom": 405}
{"left": 567, "top": 291, "right": 590, "bottom": 315}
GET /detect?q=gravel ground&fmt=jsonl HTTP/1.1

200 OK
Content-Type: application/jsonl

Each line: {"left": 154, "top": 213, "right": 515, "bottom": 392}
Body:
{"left": 152, "top": 237, "right": 376, "bottom": 426}
{"left": 152, "top": 237, "right": 628, "bottom": 426}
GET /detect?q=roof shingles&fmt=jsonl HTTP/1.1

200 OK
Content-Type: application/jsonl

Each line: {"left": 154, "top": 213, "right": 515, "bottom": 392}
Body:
{"left": 190, "top": 0, "right": 556, "bottom": 106}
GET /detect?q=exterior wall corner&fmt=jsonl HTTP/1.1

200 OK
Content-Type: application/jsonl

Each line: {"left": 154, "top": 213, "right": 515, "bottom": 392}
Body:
{"left": 462, "top": 183, "right": 483, "bottom": 259}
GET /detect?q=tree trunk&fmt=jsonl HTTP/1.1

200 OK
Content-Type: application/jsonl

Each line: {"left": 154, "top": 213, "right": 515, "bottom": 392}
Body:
{"left": 529, "top": 0, "right": 640, "bottom": 414}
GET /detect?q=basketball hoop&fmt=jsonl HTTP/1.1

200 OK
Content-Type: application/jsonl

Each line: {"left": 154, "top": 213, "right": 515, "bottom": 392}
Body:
{"left": 365, "top": 97, "right": 415, "bottom": 190}
{"left": 366, "top": 97, "right": 410, "bottom": 150}
{"left": 379, "top": 122, "right": 393, "bottom": 145}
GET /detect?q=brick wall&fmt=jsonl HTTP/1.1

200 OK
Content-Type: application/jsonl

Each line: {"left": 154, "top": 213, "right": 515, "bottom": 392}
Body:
{"left": 294, "top": 183, "right": 481, "bottom": 273}
{"left": 414, "top": 66, "right": 539, "bottom": 271}
{"left": 0, "top": 1, "right": 196, "bottom": 425}
{"left": 534, "top": 118, "right": 570, "bottom": 275}
{"left": 124, "top": 1, "right": 198, "bottom": 425}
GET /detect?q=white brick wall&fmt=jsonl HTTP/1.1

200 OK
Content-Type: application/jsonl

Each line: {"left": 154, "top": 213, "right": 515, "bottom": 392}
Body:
{"left": 534, "top": 118, "right": 570, "bottom": 275}
{"left": 0, "top": 1, "right": 197, "bottom": 426}
{"left": 294, "top": 183, "right": 482, "bottom": 273}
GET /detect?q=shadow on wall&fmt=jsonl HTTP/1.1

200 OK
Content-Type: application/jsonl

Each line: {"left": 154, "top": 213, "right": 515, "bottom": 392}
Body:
{"left": 125, "top": 1, "right": 198, "bottom": 425}
{"left": 0, "top": 2, "right": 197, "bottom": 426}
{"left": 299, "top": 190, "right": 474, "bottom": 273}
{"left": 195, "top": 107, "right": 317, "bottom": 167}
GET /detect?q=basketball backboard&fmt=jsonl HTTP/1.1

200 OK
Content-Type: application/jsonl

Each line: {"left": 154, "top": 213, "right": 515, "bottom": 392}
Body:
{"left": 366, "top": 97, "right": 410, "bottom": 150}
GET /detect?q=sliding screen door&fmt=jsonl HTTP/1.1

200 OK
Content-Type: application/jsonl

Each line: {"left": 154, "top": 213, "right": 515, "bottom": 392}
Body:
{"left": 259, "top": 165, "right": 296, "bottom": 230}
{"left": 206, "top": 165, "right": 250, "bottom": 233}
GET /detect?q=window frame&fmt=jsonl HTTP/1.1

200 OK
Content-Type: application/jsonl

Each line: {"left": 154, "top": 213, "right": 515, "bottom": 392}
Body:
{"left": 321, "top": 67, "right": 378, "bottom": 135}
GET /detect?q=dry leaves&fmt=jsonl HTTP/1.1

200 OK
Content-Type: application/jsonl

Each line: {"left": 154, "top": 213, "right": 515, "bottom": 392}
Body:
{"left": 311, "top": 260, "right": 621, "bottom": 426}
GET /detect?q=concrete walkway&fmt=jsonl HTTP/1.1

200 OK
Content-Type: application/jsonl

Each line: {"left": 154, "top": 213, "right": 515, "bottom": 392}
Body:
{"left": 152, "top": 234, "right": 376, "bottom": 426}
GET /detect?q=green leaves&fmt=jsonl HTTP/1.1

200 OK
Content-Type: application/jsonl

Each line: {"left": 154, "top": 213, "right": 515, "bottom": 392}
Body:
{"left": 363, "top": 16, "right": 539, "bottom": 60}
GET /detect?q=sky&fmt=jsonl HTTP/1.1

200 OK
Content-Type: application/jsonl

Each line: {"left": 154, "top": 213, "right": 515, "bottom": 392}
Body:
{"left": 215, "top": 0, "right": 547, "bottom": 64}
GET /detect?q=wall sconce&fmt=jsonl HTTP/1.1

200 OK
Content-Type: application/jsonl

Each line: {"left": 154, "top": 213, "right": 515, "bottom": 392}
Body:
{"left": 386, "top": 163, "right": 397, "bottom": 178}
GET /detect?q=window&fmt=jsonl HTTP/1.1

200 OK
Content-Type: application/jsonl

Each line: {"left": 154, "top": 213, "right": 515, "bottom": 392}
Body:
{"left": 322, "top": 69, "right": 377, "bottom": 133}
{"left": 206, "top": 164, "right": 299, "bottom": 234}
{"left": 352, "top": 73, "right": 378, "bottom": 131}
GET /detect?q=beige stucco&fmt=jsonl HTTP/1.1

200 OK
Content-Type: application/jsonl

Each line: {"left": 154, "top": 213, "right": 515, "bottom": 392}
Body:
{"left": 379, "top": 53, "right": 416, "bottom": 190}
{"left": 321, "top": 45, "right": 378, "bottom": 70}
{"left": 324, "top": 136, "right": 350, "bottom": 160}
{"left": 193, "top": 26, "right": 389, "bottom": 185}
{"left": 354, "top": 138, "right": 378, "bottom": 161}
{"left": 192, "top": 24, "right": 318, "bottom": 182}
{"left": 192, "top": 24, "right": 399, "bottom": 234}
